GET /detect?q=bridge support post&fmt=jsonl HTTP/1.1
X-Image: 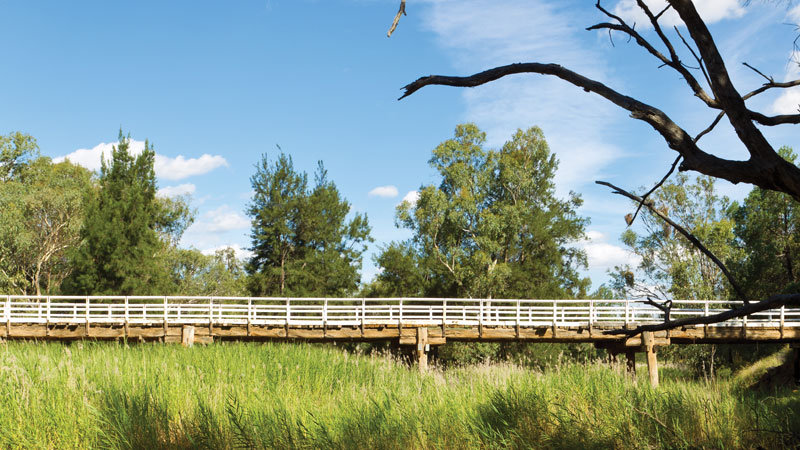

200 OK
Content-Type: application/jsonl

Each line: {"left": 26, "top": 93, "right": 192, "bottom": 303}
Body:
{"left": 182, "top": 326, "right": 195, "bottom": 347}
{"left": 416, "top": 327, "right": 429, "bottom": 372}
{"left": 643, "top": 332, "right": 659, "bottom": 388}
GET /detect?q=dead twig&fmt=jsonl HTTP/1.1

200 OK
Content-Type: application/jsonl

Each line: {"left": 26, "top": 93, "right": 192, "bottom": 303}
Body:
{"left": 387, "top": 0, "right": 406, "bottom": 38}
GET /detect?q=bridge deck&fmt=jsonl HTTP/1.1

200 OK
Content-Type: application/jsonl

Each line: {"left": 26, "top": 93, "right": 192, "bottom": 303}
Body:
{"left": 2, "top": 296, "right": 799, "bottom": 345}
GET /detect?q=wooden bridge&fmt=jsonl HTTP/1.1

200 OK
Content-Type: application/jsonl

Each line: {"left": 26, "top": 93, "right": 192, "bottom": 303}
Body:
{"left": 3, "top": 295, "right": 800, "bottom": 386}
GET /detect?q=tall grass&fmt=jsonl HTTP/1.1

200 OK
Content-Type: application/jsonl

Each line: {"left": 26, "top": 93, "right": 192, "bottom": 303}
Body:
{"left": 0, "top": 340, "right": 797, "bottom": 449}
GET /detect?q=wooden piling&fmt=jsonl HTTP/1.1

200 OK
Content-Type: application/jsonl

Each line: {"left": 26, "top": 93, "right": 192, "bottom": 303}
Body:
{"left": 643, "top": 331, "right": 659, "bottom": 387}
{"left": 182, "top": 326, "right": 195, "bottom": 347}
{"left": 416, "top": 327, "right": 428, "bottom": 372}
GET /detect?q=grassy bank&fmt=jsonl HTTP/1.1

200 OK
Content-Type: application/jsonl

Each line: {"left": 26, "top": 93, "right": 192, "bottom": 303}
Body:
{"left": 0, "top": 340, "right": 797, "bottom": 449}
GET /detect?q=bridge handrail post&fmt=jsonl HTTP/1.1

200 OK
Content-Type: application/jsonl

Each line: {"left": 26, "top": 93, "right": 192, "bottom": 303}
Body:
{"left": 124, "top": 297, "right": 129, "bottom": 322}
{"left": 208, "top": 297, "right": 213, "bottom": 326}
{"left": 163, "top": 296, "right": 168, "bottom": 325}
{"left": 479, "top": 298, "right": 484, "bottom": 326}
{"left": 248, "top": 297, "right": 253, "bottom": 325}
{"left": 552, "top": 300, "right": 557, "bottom": 327}
{"left": 516, "top": 300, "right": 520, "bottom": 327}
{"left": 780, "top": 305, "right": 785, "bottom": 328}
{"left": 443, "top": 299, "right": 447, "bottom": 326}
{"left": 85, "top": 296, "right": 90, "bottom": 324}
{"left": 323, "top": 298, "right": 328, "bottom": 326}
{"left": 399, "top": 298, "right": 403, "bottom": 327}
{"left": 624, "top": 299, "right": 630, "bottom": 325}
{"left": 589, "top": 299, "right": 594, "bottom": 326}
{"left": 361, "top": 297, "right": 366, "bottom": 328}
{"left": 3, "top": 295, "right": 8, "bottom": 323}
{"left": 704, "top": 300, "right": 709, "bottom": 318}
{"left": 285, "top": 297, "right": 290, "bottom": 326}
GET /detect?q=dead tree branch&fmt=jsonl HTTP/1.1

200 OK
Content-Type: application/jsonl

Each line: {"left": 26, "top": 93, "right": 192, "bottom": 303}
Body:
{"left": 387, "top": 0, "right": 406, "bottom": 38}
{"left": 596, "top": 180, "right": 747, "bottom": 303}
{"left": 627, "top": 155, "right": 682, "bottom": 226}
{"left": 605, "top": 293, "right": 800, "bottom": 336}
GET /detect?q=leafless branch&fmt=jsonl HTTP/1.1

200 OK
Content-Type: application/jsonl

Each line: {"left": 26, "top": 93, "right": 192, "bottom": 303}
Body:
{"left": 674, "top": 26, "right": 712, "bottom": 89}
{"left": 743, "top": 62, "right": 773, "bottom": 83}
{"left": 642, "top": 297, "right": 672, "bottom": 321}
{"left": 694, "top": 111, "right": 725, "bottom": 143}
{"left": 387, "top": 0, "right": 406, "bottom": 38}
{"left": 588, "top": 2, "right": 717, "bottom": 108}
{"left": 596, "top": 180, "right": 747, "bottom": 303}
{"left": 627, "top": 155, "right": 682, "bottom": 226}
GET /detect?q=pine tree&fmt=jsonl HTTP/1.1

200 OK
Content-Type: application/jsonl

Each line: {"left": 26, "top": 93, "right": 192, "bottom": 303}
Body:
{"left": 247, "top": 153, "right": 371, "bottom": 296}
{"left": 63, "top": 132, "right": 170, "bottom": 295}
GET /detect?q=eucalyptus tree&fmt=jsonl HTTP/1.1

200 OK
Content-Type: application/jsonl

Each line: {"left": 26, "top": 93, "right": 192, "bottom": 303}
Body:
{"left": 0, "top": 133, "right": 93, "bottom": 295}
{"left": 380, "top": 124, "right": 588, "bottom": 299}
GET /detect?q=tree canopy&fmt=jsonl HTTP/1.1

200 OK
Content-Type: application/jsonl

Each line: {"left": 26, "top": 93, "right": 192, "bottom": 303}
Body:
{"left": 369, "top": 124, "right": 588, "bottom": 299}
{"left": 247, "top": 153, "right": 372, "bottom": 297}
{"left": 62, "top": 132, "right": 192, "bottom": 295}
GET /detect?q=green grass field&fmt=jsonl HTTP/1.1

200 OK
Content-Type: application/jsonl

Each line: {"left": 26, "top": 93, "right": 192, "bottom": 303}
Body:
{"left": 0, "top": 340, "right": 797, "bottom": 449}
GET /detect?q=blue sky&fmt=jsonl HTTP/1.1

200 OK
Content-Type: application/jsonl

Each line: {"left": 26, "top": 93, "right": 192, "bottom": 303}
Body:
{"left": 2, "top": 0, "right": 799, "bottom": 290}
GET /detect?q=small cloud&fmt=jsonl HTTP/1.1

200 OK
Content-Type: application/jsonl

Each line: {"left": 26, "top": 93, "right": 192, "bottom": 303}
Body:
{"left": 202, "top": 244, "right": 253, "bottom": 261}
{"left": 193, "top": 206, "right": 250, "bottom": 233}
{"left": 157, "top": 183, "right": 196, "bottom": 198}
{"left": 789, "top": 4, "right": 800, "bottom": 22}
{"left": 771, "top": 50, "right": 800, "bottom": 115}
{"left": 400, "top": 190, "right": 420, "bottom": 206}
{"left": 55, "top": 139, "right": 228, "bottom": 180}
{"left": 368, "top": 185, "right": 399, "bottom": 198}
{"left": 155, "top": 154, "right": 228, "bottom": 181}
{"left": 579, "top": 230, "right": 641, "bottom": 271}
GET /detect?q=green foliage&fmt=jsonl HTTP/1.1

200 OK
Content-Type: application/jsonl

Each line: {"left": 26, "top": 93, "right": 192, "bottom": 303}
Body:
{"left": 0, "top": 341, "right": 798, "bottom": 449}
{"left": 728, "top": 147, "right": 800, "bottom": 299}
{"left": 611, "top": 173, "right": 740, "bottom": 300}
{"left": 375, "top": 124, "right": 588, "bottom": 299}
{"left": 0, "top": 131, "right": 39, "bottom": 181}
{"left": 0, "top": 133, "right": 93, "bottom": 295}
{"left": 63, "top": 132, "right": 191, "bottom": 295}
{"left": 168, "top": 247, "right": 248, "bottom": 296}
{"left": 247, "top": 153, "right": 372, "bottom": 296}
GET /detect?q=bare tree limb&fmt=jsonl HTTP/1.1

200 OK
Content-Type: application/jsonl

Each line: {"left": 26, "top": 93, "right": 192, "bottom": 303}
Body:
{"left": 387, "top": 0, "right": 406, "bottom": 38}
{"left": 605, "top": 293, "right": 800, "bottom": 336}
{"left": 627, "top": 155, "right": 682, "bottom": 226}
{"left": 694, "top": 111, "right": 725, "bottom": 143}
{"left": 588, "top": 1, "right": 717, "bottom": 107}
{"left": 596, "top": 180, "right": 748, "bottom": 303}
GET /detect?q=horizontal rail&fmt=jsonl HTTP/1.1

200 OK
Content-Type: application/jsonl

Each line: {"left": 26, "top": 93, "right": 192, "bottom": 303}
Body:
{"left": 1, "top": 296, "right": 799, "bottom": 329}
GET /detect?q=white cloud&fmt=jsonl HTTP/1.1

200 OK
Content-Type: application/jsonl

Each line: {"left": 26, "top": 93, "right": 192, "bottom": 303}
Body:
{"left": 156, "top": 154, "right": 228, "bottom": 181}
{"left": 157, "top": 183, "right": 196, "bottom": 198}
{"left": 201, "top": 244, "right": 253, "bottom": 261}
{"left": 612, "top": 0, "right": 745, "bottom": 29}
{"left": 55, "top": 139, "right": 228, "bottom": 181}
{"left": 790, "top": 4, "right": 800, "bottom": 23}
{"left": 579, "top": 230, "right": 641, "bottom": 272}
{"left": 368, "top": 185, "right": 399, "bottom": 198}
{"left": 192, "top": 206, "right": 250, "bottom": 233}
{"left": 771, "top": 50, "right": 800, "bottom": 115}
{"left": 400, "top": 190, "right": 419, "bottom": 205}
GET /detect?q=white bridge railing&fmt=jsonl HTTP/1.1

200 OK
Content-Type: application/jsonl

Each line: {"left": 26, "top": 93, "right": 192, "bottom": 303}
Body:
{"left": 2, "top": 296, "right": 799, "bottom": 328}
